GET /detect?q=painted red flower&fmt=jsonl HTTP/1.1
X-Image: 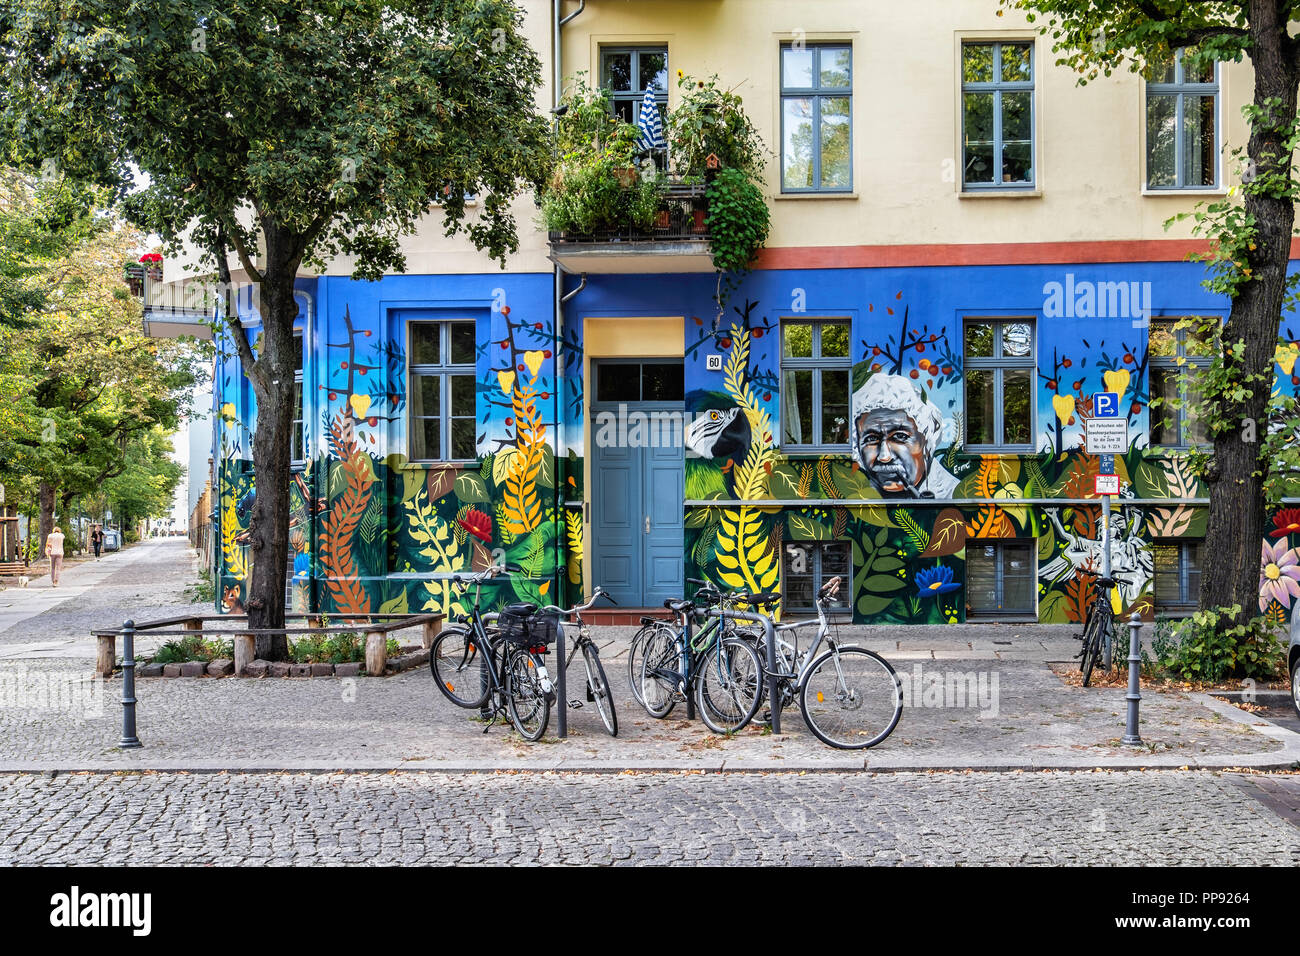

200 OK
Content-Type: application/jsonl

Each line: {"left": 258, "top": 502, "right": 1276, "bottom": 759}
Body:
{"left": 458, "top": 508, "right": 492, "bottom": 544}
{"left": 138, "top": 253, "right": 162, "bottom": 264}
{"left": 1271, "top": 507, "right": 1300, "bottom": 538}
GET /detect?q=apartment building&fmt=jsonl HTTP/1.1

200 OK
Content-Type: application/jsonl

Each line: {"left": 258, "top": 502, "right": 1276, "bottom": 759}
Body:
{"left": 201, "top": 0, "right": 1300, "bottom": 627}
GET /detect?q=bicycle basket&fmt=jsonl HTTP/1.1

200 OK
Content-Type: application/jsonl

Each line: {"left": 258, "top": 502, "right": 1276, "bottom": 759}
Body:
{"left": 497, "top": 603, "right": 536, "bottom": 645}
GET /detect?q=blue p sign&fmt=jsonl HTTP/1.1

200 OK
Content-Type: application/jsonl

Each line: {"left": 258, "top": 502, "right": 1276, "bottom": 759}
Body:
{"left": 1092, "top": 391, "right": 1120, "bottom": 418}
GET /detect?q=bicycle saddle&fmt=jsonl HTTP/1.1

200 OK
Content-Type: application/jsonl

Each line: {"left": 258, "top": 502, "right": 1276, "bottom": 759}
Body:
{"left": 1095, "top": 577, "right": 1116, "bottom": 589}
{"left": 502, "top": 602, "right": 538, "bottom": 616}
{"left": 742, "top": 592, "right": 781, "bottom": 605}
{"left": 664, "top": 598, "right": 694, "bottom": 613}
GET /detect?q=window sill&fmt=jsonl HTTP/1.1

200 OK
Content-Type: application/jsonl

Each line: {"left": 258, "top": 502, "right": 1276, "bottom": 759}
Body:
{"left": 780, "top": 445, "right": 853, "bottom": 456}
{"left": 401, "top": 459, "right": 478, "bottom": 471}
{"left": 962, "top": 447, "right": 1036, "bottom": 456}
{"left": 1141, "top": 188, "right": 1227, "bottom": 198}
{"left": 774, "top": 191, "right": 858, "bottom": 201}
{"left": 959, "top": 189, "right": 1042, "bottom": 199}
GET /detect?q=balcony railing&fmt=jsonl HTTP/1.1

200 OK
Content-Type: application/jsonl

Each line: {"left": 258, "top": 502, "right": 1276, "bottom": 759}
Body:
{"left": 547, "top": 179, "right": 714, "bottom": 273}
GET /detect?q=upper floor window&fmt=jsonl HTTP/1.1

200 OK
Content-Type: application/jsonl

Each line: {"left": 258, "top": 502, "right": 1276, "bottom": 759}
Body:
{"left": 780, "top": 318, "right": 851, "bottom": 452}
{"left": 963, "top": 318, "right": 1034, "bottom": 450}
{"left": 601, "top": 46, "right": 668, "bottom": 125}
{"left": 291, "top": 328, "right": 305, "bottom": 467}
{"left": 962, "top": 41, "right": 1034, "bottom": 190}
{"left": 780, "top": 43, "right": 852, "bottom": 192}
{"left": 408, "top": 320, "right": 476, "bottom": 463}
{"left": 1150, "top": 318, "right": 1214, "bottom": 448}
{"left": 1146, "top": 50, "right": 1218, "bottom": 190}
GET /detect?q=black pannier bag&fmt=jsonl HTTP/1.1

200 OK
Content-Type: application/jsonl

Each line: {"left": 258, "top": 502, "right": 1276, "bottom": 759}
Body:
{"left": 527, "top": 611, "right": 561, "bottom": 648}
{"left": 497, "top": 603, "right": 537, "bottom": 645}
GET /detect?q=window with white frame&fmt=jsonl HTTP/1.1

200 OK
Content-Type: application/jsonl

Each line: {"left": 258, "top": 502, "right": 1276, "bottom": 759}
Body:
{"left": 1149, "top": 318, "right": 1214, "bottom": 448}
{"left": 408, "top": 320, "right": 476, "bottom": 462}
{"left": 966, "top": 540, "right": 1036, "bottom": 618}
{"left": 1153, "top": 539, "right": 1202, "bottom": 612}
{"left": 292, "top": 328, "right": 305, "bottom": 467}
{"left": 1146, "top": 50, "right": 1218, "bottom": 190}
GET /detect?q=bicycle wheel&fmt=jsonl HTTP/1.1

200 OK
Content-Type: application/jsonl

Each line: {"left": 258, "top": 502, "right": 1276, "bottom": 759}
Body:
{"left": 694, "top": 636, "right": 763, "bottom": 735}
{"left": 581, "top": 641, "right": 618, "bottom": 737}
{"left": 430, "top": 627, "right": 491, "bottom": 709}
{"left": 799, "top": 646, "right": 902, "bottom": 750}
{"left": 626, "top": 623, "right": 658, "bottom": 709}
{"left": 638, "top": 626, "right": 682, "bottom": 719}
{"left": 1080, "top": 608, "right": 1106, "bottom": 687}
{"left": 506, "top": 647, "right": 551, "bottom": 741}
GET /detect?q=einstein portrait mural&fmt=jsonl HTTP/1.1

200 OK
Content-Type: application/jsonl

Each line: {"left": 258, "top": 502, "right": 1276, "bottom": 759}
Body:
{"left": 851, "top": 372, "right": 959, "bottom": 499}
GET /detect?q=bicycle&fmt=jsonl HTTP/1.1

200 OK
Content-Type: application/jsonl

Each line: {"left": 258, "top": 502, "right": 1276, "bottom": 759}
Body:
{"left": 736, "top": 576, "right": 903, "bottom": 749}
{"left": 428, "top": 564, "right": 558, "bottom": 741}
{"left": 538, "top": 586, "right": 620, "bottom": 737}
{"left": 1077, "top": 575, "right": 1117, "bottom": 687}
{"left": 636, "top": 580, "right": 765, "bottom": 735}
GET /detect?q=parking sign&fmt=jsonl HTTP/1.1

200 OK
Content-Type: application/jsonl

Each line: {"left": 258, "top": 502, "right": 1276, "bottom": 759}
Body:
{"left": 1092, "top": 391, "right": 1120, "bottom": 418}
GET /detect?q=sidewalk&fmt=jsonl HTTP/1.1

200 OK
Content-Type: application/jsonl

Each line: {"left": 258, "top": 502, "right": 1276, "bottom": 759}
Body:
{"left": 1, "top": 645, "right": 1295, "bottom": 774}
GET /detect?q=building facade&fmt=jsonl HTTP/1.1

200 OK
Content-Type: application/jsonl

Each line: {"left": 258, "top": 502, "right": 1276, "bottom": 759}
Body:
{"left": 203, "top": 0, "right": 1300, "bottom": 628}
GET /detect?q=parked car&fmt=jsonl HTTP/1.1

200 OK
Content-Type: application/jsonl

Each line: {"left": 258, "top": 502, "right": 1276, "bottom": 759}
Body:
{"left": 1290, "top": 603, "right": 1300, "bottom": 718}
{"left": 102, "top": 529, "right": 121, "bottom": 552}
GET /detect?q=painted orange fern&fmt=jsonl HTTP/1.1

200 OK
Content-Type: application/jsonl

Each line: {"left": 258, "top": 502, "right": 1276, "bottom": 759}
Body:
{"left": 320, "top": 414, "right": 374, "bottom": 616}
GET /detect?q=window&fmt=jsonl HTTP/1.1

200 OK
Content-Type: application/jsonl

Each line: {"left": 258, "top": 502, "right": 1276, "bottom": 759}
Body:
{"left": 963, "top": 318, "right": 1034, "bottom": 450}
{"left": 1149, "top": 318, "right": 1214, "bottom": 448}
{"left": 601, "top": 45, "right": 667, "bottom": 123}
{"left": 1153, "top": 539, "right": 1202, "bottom": 612}
{"left": 782, "top": 541, "right": 850, "bottom": 613}
{"left": 1146, "top": 50, "right": 1218, "bottom": 189}
{"left": 408, "top": 321, "right": 476, "bottom": 462}
{"left": 781, "top": 319, "right": 851, "bottom": 451}
{"left": 962, "top": 41, "right": 1034, "bottom": 190}
{"left": 291, "top": 329, "right": 305, "bottom": 467}
{"left": 780, "top": 43, "right": 852, "bottom": 192}
{"left": 966, "top": 540, "right": 1036, "bottom": 617}
{"left": 594, "top": 361, "right": 683, "bottom": 404}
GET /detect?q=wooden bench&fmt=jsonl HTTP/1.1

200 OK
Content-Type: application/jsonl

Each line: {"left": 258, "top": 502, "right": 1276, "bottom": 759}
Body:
{"left": 90, "top": 612, "right": 445, "bottom": 678}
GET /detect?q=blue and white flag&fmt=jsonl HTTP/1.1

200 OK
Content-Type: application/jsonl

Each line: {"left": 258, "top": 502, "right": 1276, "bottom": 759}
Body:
{"left": 636, "top": 85, "right": 665, "bottom": 152}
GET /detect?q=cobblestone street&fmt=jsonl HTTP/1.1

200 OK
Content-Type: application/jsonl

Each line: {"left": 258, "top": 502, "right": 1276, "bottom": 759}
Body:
{"left": 1, "top": 769, "right": 1296, "bottom": 866}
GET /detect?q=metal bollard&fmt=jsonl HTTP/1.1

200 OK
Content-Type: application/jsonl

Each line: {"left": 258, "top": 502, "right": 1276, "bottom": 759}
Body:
{"left": 555, "top": 624, "right": 567, "bottom": 739}
{"left": 1122, "top": 611, "right": 1142, "bottom": 746}
{"left": 119, "top": 619, "right": 142, "bottom": 749}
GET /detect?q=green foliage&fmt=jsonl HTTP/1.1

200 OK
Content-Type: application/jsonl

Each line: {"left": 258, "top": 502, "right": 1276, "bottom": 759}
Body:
{"left": 289, "top": 632, "right": 364, "bottom": 665}
{"left": 186, "top": 568, "right": 216, "bottom": 605}
{"left": 705, "top": 166, "right": 771, "bottom": 288}
{"left": 151, "top": 635, "right": 232, "bottom": 665}
{"left": 668, "top": 73, "right": 767, "bottom": 181}
{"left": 1152, "top": 605, "right": 1286, "bottom": 683}
{"left": 542, "top": 79, "right": 665, "bottom": 234}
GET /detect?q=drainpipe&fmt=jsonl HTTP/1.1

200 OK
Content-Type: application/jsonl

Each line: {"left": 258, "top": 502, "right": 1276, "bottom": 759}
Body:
{"left": 553, "top": 0, "right": 584, "bottom": 602}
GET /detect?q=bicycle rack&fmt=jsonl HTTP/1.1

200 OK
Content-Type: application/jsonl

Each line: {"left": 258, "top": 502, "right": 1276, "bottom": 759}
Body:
{"left": 700, "top": 607, "right": 781, "bottom": 735}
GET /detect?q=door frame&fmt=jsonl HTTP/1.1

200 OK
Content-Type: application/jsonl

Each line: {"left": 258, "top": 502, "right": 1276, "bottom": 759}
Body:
{"left": 581, "top": 316, "right": 684, "bottom": 599}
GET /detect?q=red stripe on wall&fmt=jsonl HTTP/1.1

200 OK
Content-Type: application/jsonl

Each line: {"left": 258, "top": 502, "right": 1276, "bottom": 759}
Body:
{"left": 750, "top": 238, "right": 1300, "bottom": 270}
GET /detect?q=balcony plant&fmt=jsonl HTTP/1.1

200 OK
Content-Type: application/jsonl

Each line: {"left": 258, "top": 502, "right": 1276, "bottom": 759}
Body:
{"left": 668, "top": 72, "right": 770, "bottom": 312}
{"left": 543, "top": 79, "right": 665, "bottom": 236}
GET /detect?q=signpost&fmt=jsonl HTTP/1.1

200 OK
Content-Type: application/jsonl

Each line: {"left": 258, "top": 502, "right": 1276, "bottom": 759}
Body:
{"left": 1086, "top": 412, "right": 1126, "bottom": 669}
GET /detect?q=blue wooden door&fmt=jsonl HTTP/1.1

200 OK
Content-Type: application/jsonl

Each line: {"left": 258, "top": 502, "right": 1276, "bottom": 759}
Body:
{"left": 590, "top": 361, "right": 684, "bottom": 605}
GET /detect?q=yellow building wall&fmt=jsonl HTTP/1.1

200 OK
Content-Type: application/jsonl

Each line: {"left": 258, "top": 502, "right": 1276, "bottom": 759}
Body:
{"left": 560, "top": 0, "right": 1253, "bottom": 251}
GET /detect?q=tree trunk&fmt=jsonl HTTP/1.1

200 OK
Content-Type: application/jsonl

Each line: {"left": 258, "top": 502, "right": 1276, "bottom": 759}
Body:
{"left": 1200, "top": 3, "right": 1299, "bottom": 621}
{"left": 244, "top": 268, "right": 299, "bottom": 661}
{"left": 38, "top": 482, "right": 55, "bottom": 555}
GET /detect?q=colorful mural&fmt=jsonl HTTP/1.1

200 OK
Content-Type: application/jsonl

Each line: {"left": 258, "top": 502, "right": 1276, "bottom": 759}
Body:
{"left": 208, "top": 263, "right": 1300, "bottom": 627}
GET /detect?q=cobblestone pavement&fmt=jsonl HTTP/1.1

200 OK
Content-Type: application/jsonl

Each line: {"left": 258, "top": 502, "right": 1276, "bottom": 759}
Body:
{"left": 0, "top": 538, "right": 205, "bottom": 658}
{"left": 0, "top": 654, "right": 1287, "bottom": 769}
{"left": 0, "top": 769, "right": 1296, "bottom": 865}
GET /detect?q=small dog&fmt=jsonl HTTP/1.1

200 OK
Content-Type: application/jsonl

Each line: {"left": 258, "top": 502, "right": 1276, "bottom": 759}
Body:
{"left": 17, "top": 576, "right": 29, "bottom": 588}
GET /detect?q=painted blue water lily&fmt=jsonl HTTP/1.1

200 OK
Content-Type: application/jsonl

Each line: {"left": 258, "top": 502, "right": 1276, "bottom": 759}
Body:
{"left": 916, "top": 565, "right": 959, "bottom": 598}
{"left": 293, "top": 552, "right": 311, "bottom": 581}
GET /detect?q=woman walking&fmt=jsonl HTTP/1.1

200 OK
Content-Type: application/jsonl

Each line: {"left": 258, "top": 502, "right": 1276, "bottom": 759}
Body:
{"left": 90, "top": 525, "right": 103, "bottom": 560}
{"left": 44, "top": 526, "right": 65, "bottom": 587}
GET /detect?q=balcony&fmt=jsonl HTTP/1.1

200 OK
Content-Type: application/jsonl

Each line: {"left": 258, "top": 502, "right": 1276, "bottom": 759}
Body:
{"left": 547, "top": 179, "right": 714, "bottom": 274}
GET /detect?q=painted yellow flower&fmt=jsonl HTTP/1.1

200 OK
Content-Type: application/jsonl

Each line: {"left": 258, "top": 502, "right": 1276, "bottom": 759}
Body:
{"left": 1052, "top": 394, "right": 1076, "bottom": 424}
{"left": 497, "top": 370, "right": 516, "bottom": 395}
{"left": 1103, "top": 369, "right": 1131, "bottom": 397}
{"left": 1275, "top": 341, "right": 1299, "bottom": 376}
{"left": 350, "top": 393, "right": 371, "bottom": 419}
{"left": 220, "top": 402, "right": 236, "bottom": 421}
{"left": 523, "top": 350, "right": 545, "bottom": 379}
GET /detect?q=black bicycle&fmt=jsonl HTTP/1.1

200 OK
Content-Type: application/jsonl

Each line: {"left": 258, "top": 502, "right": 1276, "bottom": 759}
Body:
{"left": 540, "top": 586, "right": 620, "bottom": 736}
{"left": 429, "top": 564, "right": 558, "bottom": 741}
{"left": 1077, "top": 576, "right": 1117, "bottom": 687}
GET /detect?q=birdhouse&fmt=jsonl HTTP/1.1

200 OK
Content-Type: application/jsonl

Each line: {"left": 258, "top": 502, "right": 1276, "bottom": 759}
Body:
{"left": 705, "top": 153, "right": 721, "bottom": 170}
